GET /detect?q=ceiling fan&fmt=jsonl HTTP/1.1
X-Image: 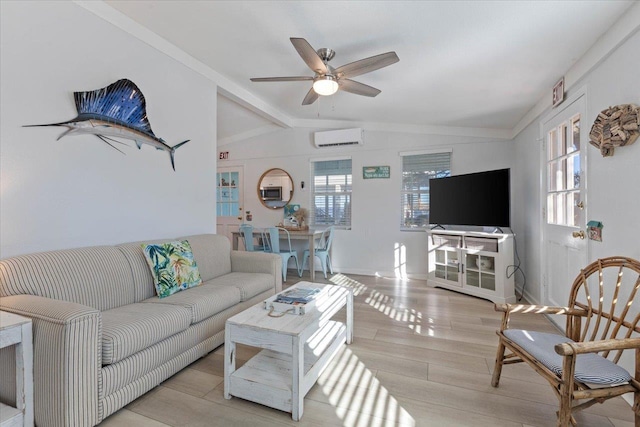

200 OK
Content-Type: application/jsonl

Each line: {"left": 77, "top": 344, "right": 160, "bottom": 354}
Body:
{"left": 250, "top": 37, "right": 399, "bottom": 105}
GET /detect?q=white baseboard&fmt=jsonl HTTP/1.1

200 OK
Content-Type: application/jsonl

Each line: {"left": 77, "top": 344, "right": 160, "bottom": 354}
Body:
{"left": 522, "top": 288, "right": 539, "bottom": 305}
{"left": 332, "top": 267, "right": 428, "bottom": 282}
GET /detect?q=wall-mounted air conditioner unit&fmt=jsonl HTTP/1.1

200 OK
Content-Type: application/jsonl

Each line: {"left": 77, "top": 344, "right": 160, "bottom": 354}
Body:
{"left": 314, "top": 128, "right": 363, "bottom": 148}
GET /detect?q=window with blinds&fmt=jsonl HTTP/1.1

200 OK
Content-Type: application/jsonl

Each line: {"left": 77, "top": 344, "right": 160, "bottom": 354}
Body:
{"left": 401, "top": 152, "right": 451, "bottom": 229}
{"left": 311, "top": 159, "right": 352, "bottom": 227}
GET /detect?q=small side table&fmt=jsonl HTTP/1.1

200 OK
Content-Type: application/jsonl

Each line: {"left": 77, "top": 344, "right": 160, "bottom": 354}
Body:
{"left": 0, "top": 311, "right": 33, "bottom": 427}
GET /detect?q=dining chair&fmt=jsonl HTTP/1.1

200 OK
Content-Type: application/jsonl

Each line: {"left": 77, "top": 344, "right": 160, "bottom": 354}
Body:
{"left": 302, "top": 226, "right": 334, "bottom": 279}
{"left": 238, "top": 224, "right": 269, "bottom": 252}
{"left": 266, "top": 227, "right": 302, "bottom": 282}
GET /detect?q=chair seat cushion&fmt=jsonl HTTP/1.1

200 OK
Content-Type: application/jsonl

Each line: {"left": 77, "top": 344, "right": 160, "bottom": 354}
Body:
{"left": 142, "top": 281, "right": 241, "bottom": 323}
{"left": 102, "top": 303, "right": 191, "bottom": 365}
{"left": 504, "top": 329, "right": 632, "bottom": 385}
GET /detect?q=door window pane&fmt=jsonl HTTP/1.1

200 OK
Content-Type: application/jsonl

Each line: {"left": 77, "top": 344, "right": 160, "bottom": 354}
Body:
{"left": 569, "top": 191, "right": 580, "bottom": 227}
{"left": 569, "top": 117, "right": 580, "bottom": 153}
{"left": 217, "top": 170, "right": 241, "bottom": 219}
{"left": 548, "top": 129, "right": 557, "bottom": 160}
{"left": 546, "top": 114, "right": 581, "bottom": 226}
{"left": 547, "top": 194, "right": 556, "bottom": 223}
{"left": 559, "top": 124, "right": 567, "bottom": 157}
{"left": 566, "top": 153, "right": 580, "bottom": 190}
{"left": 548, "top": 160, "right": 566, "bottom": 191}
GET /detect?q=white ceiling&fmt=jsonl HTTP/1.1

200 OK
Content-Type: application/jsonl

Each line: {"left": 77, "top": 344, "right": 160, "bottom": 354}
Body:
{"left": 105, "top": 0, "right": 634, "bottom": 140}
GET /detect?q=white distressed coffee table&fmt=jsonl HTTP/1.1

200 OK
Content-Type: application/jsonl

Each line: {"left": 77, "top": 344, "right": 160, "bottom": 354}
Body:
{"left": 224, "top": 282, "right": 353, "bottom": 421}
{"left": 0, "top": 311, "right": 33, "bottom": 427}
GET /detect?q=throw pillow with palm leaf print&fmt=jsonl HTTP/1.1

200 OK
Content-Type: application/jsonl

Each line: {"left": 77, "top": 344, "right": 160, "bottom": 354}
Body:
{"left": 142, "top": 240, "right": 202, "bottom": 298}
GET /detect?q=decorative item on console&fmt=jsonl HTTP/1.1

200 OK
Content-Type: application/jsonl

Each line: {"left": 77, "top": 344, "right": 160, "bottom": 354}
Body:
{"left": 475, "top": 257, "right": 493, "bottom": 270}
{"left": 280, "top": 204, "right": 309, "bottom": 230}
{"left": 589, "top": 104, "right": 639, "bottom": 157}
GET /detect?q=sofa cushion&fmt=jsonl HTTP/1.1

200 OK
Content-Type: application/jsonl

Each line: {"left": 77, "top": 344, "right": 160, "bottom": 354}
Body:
{"left": 102, "top": 303, "right": 191, "bottom": 365}
{"left": 117, "top": 238, "right": 174, "bottom": 302}
{"left": 207, "top": 272, "right": 274, "bottom": 301}
{"left": 0, "top": 246, "right": 136, "bottom": 311}
{"left": 175, "top": 234, "right": 232, "bottom": 282}
{"left": 142, "top": 282, "right": 242, "bottom": 323}
{"left": 142, "top": 240, "right": 203, "bottom": 298}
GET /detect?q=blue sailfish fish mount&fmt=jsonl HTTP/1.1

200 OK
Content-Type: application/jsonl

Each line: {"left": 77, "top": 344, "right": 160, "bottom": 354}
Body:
{"left": 25, "top": 79, "right": 189, "bottom": 171}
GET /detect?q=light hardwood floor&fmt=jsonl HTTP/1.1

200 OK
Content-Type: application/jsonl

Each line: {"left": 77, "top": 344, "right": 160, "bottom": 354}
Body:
{"left": 100, "top": 273, "right": 635, "bottom": 426}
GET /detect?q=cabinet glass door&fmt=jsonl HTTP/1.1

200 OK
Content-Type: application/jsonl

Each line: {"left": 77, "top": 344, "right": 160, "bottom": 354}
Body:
{"left": 435, "top": 249, "right": 459, "bottom": 283}
{"left": 465, "top": 253, "right": 496, "bottom": 291}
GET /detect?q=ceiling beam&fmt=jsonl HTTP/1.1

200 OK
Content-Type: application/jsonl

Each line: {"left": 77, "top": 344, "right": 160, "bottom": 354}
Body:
{"left": 77, "top": 0, "right": 639, "bottom": 143}
{"left": 74, "top": 0, "right": 293, "bottom": 129}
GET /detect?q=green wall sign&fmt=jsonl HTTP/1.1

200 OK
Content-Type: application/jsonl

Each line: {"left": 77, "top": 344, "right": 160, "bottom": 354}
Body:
{"left": 363, "top": 166, "right": 390, "bottom": 179}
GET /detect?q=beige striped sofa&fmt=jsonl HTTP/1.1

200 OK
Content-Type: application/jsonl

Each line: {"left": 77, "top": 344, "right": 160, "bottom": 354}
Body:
{"left": 0, "top": 234, "right": 281, "bottom": 426}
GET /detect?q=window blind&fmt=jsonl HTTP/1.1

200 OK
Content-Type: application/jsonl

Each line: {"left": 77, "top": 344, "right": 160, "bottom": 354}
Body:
{"left": 311, "top": 159, "right": 352, "bottom": 227}
{"left": 401, "top": 152, "right": 451, "bottom": 229}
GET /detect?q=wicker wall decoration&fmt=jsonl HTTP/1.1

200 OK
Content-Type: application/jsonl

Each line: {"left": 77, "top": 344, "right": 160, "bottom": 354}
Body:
{"left": 589, "top": 104, "right": 639, "bottom": 157}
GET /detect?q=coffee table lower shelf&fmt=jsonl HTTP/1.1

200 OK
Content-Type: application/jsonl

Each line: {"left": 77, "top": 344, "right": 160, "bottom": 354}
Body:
{"left": 226, "top": 320, "right": 347, "bottom": 417}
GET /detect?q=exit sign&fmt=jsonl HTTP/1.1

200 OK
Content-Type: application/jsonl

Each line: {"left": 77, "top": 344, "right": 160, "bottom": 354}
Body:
{"left": 219, "top": 151, "right": 229, "bottom": 160}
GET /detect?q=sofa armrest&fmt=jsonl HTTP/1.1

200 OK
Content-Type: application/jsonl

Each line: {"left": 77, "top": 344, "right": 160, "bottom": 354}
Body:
{"left": 231, "top": 251, "right": 283, "bottom": 293}
{"left": 0, "top": 295, "right": 101, "bottom": 427}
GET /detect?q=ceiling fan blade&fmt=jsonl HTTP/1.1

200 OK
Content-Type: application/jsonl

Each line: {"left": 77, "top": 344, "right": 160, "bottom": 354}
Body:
{"left": 335, "top": 52, "right": 399, "bottom": 79}
{"left": 290, "top": 37, "right": 328, "bottom": 75}
{"left": 302, "top": 87, "right": 319, "bottom": 105}
{"left": 339, "top": 79, "right": 381, "bottom": 97}
{"left": 250, "top": 76, "right": 313, "bottom": 82}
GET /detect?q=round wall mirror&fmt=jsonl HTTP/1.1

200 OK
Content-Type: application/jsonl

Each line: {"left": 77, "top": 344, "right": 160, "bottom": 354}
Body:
{"left": 257, "top": 168, "right": 294, "bottom": 209}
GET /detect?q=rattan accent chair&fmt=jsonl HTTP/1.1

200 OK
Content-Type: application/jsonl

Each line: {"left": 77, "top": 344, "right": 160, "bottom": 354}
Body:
{"left": 492, "top": 256, "right": 640, "bottom": 426}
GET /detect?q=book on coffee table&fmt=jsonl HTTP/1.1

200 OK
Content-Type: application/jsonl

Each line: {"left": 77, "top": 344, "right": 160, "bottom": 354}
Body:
{"left": 275, "top": 287, "right": 320, "bottom": 303}
{"left": 264, "top": 286, "right": 321, "bottom": 315}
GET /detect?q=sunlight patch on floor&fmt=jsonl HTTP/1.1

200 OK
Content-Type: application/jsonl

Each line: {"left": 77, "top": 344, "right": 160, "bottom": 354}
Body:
{"left": 394, "top": 242, "right": 407, "bottom": 280}
{"left": 318, "top": 347, "right": 415, "bottom": 426}
{"left": 330, "top": 274, "right": 429, "bottom": 336}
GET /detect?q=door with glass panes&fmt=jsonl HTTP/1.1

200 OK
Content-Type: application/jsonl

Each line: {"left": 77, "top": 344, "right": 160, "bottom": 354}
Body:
{"left": 542, "top": 95, "right": 587, "bottom": 308}
{"left": 216, "top": 167, "right": 244, "bottom": 243}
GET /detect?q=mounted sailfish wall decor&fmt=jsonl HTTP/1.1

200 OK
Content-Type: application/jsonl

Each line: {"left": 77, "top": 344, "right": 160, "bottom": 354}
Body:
{"left": 25, "top": 79, "right": 189, "bottom": 171}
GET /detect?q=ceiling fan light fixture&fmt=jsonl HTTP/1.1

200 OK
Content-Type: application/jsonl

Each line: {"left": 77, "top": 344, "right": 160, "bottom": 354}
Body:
{"left": 313, "top": 75, "right": 339, "bottom": 96}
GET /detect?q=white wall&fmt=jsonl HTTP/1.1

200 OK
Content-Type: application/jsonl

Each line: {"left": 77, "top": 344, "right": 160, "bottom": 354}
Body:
{"left": 0, "top": 1, "right": 218, "bottom": 258}
{"left": 220, "top": 128, "right": 514, "bottom": 278}
{"left": 514, "top": 29, "right": 640, "bottom": 304}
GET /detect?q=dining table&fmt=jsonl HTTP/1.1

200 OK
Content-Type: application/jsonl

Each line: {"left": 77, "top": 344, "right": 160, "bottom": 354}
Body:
{"left": 231, "top": 228, "right": 326, "bottom": 281}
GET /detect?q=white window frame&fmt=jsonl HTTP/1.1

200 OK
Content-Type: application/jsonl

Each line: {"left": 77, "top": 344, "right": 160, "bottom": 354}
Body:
{"left": 400, "top": 150, "right": 452, "bottom": 230}
{"left": 310, "top": 157, "right": 352, "bottom": 228}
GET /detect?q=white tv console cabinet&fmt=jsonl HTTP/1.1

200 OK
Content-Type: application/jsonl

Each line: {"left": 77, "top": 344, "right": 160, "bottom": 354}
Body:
{"left": 427, "top": 229, "right": 516, "bottom": 304}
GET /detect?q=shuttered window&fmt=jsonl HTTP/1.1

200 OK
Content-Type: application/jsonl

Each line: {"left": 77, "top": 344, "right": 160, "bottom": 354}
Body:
{"left": 401, "top": 152, "right": 451, "bottom": 229}
{"left": 311, "top": 159, "right": 352, "bottom": 227}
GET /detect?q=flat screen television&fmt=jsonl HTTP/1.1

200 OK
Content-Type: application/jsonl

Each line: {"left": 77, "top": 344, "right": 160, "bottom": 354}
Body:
{"left": 429, "top": 168, "right": 510, "bottom": 228}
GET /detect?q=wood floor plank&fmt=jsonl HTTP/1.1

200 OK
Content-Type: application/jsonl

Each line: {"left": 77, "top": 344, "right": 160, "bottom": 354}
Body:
{"left": 373, "top": 327, "right": 498, "bottom": 359}
{"left": 391, "top": 394, "right": 525, "bottom": 427}
{"left": 130, "top": 386, "right": 297, "bottom": 427}
{"left": 350, "top": 336, "right": 491, "bottom": 374}
{"left": 160, "top": 367, "right": 223, "bottom": 398}
{"left": 101, "top": 273, "right": 633, "bottom": 426}
{"left": 428, "top": 363, "right": 558, "bottom": 406}
{"left": 99, "top": 408, "right": 169, "bottom": 427}
{"left": 374, "top": 369, "right": 614, "bottom": 426}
